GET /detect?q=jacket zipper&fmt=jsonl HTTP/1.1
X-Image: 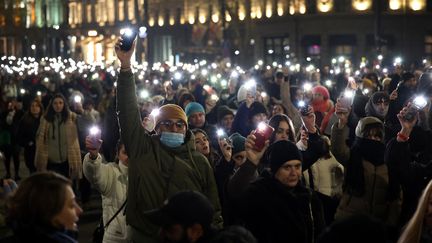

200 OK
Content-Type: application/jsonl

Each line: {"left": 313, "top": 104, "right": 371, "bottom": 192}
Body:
{"left": 370, "top": 165, "right": 377, "bottom": 214}
{"left": 309, "top": 200, "right": 315, "bottom": 243}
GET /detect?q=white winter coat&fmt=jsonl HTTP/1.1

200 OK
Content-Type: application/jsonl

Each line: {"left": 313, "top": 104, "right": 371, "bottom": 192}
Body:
{"left": 83, "top": 153, "right": 128, "bottom": 243}
{"left": 303, "top": 153, "right": 344, "bottom": 198}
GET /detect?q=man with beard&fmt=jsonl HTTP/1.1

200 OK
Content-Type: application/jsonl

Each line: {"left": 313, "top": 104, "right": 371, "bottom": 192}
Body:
{"left": 145, "top": 191, "right": 217, "bottom": 243}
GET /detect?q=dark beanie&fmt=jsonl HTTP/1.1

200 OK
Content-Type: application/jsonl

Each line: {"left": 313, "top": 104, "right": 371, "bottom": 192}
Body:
{"left": 229, "top": 133, "right": 246, "bottom": 155}
{"left": 248, "top": 102, "right": 267, "bottom": 120}
{"left": 217, "top": 105, "right": 234, "bottom": 122}
{"left": 268, "top": 140, "right": 302, "bottom": 174}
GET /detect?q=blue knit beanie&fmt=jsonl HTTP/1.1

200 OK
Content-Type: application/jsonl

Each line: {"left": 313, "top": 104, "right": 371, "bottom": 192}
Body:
{"left": 229, "top": 133, "right": 246, "bottom": 155}
{"left": 185, "top": 102, "right": 205, "bottom": 118}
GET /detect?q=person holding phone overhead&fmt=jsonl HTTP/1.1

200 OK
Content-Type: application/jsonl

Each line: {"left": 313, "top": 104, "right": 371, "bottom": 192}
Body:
{"left": 114, "top": 34, "right": 222, "bottom": 243}
{"left": 83, "top": 126, "right": 129, "bottom": 243}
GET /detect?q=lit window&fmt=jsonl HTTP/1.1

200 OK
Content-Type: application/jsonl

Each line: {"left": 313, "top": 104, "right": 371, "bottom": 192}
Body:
{"left": 409, "top": 0, "right": 425, "bottom": 11}
{"left": 118, "top": 0, "right": 124, "bottom": 21}
{"left": 128, "top": 0, "right": 135, "bottom": 21}
{"left": 352, "top": 0, "right": 372, "bottom": 11}
{"left": 389, "top": 0, "right": 402, "bottom": 10}
{"left": 317, "top": 0, "right": 333, "bottom": 13}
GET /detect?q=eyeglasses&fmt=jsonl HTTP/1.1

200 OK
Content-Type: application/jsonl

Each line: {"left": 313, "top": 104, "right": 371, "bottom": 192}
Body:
{"left": 233, "top": 155, "right": 245, "bottom": 161}
{"left": 159, "top": 120, "right": 186, "bottom": 129}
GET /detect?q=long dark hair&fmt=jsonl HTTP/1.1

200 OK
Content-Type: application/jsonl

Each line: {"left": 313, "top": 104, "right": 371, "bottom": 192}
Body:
{"left": 21, "top": 99, "right": 44, "bottom": 124}
{"left": 44, "top": 93, "right": 70, "bottom": 123}
{"left": 6, "top": 172, "right": 71, "bottom": 228}
{"left": 268, "top": 114, "right": 296, "bottom": 144}
{"left": 191, "top": 128, "right": 217, "bottom": 164}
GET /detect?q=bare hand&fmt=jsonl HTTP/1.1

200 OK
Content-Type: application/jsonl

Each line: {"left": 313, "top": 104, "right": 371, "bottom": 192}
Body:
{"left": 335, "top": 99, "right": 350, "bottom": 128}
{"left": 245, "top": 133, "right": 269, "bottom": 165}
{"left": 390, "top": 90, "right": 398, "bottom": 101}
{"left": 218, "top": 138, "right": 232, "bottom": 162}
{"left": 115, "top": 38, "right": 136, "bottom": 68}
{"left": 85, "top": 135, "right": 103, "bottom": 157}
{"left": 397, "top": 104, "right": 417, "bottom": 132}
{"left": 300, "top": 106, "right": 317, "bottom": 133}
{"left": 347, "top": 77, "right": 358, "bottom": 90}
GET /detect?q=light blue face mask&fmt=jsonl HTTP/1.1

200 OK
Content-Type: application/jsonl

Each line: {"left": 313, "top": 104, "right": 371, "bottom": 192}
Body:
{"left": 160, "top": 132, "right": 185, "bottom": 148}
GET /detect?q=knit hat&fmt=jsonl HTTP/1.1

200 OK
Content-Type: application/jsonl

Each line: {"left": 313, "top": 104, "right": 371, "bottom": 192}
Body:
{"left": 217, "top": 106, "right": 234, "bottom": 122}
{"left": 237, "top": 85, "right": 248, "bottom": 103}
{"left": 312, "top": 85, "right": 330, "bottom": 100}
{"left": 185, "top": 102, "right": 205, "bottom": 118}
{"left": 268, "top": 140, "right": 302, "bottom": 174}
{"left": 355, "top": 116, "right": 383, "bottom": 138}
{"left": 155, "top": 104, "right": 188, "bottom": 129}
{"left": 229, "top": 133, "right": 246, "bottom": 155}
{"left": 362, "top": 78, "right": 376, "bottom": 90}
{"left": 248, "top": 102, "right": 267, "bottom": 120}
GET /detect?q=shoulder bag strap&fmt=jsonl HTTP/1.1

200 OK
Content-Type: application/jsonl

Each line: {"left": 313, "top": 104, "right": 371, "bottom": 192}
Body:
{"left": 104, "top": 199, "right": 127, "bottom": 229}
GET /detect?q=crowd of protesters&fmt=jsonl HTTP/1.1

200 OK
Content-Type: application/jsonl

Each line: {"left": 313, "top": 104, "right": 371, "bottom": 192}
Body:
{"left": 0, "top": 41, "right": 431, "bottom": 243}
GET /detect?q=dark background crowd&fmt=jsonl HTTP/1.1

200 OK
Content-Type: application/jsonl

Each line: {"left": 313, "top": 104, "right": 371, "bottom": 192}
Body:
{"left": 0, "top": 52, "right": 432, "bottom": 243}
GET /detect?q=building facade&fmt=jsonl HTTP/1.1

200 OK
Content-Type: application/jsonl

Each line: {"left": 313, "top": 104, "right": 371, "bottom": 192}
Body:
{"left": 0, "top": 0, "right": 431, "bottom": 67}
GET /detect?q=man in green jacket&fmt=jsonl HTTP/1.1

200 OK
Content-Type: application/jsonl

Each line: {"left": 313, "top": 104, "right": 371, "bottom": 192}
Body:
{"left": 115, "top": 40, "right": 223, "bottom": 242}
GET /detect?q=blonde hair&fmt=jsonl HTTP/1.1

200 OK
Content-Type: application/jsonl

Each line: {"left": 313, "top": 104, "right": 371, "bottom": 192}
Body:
{"left": 398, "top": 180, "right": 432, "bottom": 243}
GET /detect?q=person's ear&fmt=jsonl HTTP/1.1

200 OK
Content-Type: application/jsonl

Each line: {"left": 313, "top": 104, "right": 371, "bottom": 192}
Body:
{"left": 186, "top": 224, "right": 203, "bottom": 243}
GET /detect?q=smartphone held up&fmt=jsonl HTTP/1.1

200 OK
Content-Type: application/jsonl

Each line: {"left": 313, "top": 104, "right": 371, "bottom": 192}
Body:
{"left": 253, "top": 122, "right": 274, "bottom": 151}
{"left": 119, "top": 26, "right": 147, "bottom": 51}
{"left": 88, "top": 126, "right": 101, "bottom": 150}
{"left": 403, "top": 96, "right": 428, "bottom": 121}
{"left": 338, "top": 89, "right": 355, "bottom": 113}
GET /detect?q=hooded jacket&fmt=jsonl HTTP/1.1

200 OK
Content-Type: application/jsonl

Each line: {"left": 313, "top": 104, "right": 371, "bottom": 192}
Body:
{"left": 116, "top": 71, "right": 223, "bottom": 241}
{"left": 331, "top": 124, "right": 401, "bottom": 226}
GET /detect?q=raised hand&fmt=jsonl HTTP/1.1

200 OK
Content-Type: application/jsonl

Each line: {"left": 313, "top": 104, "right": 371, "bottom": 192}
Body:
{"left": 245, "top": 132, "right": 269, "bottom": 165}
{"left": 85, "top": 135, "right": 103, "bottom": 158}
{"left": 335, "top": 99, "right": 350, "bottom": 128}
{"left": 115, "top": 38, "right": 136, "bottom": 69}
{"left": 300, "top": 105, "right": 317, "bottom": 133}
{"left": 397, "top": 104, "right": 417, "bottom": 132}
{"left": 389, "top": 90, "right": 398, "bottom": 101}
{"left": 218, "top": 138, "right": 232, "bottom": 162}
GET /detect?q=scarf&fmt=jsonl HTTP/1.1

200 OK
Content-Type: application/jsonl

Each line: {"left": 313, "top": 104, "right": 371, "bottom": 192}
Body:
{"left": 345, "top": 138, "right": 385, "bottom": 196}
{"left": 35, "top": 112, "right": 82, "bottom": 179}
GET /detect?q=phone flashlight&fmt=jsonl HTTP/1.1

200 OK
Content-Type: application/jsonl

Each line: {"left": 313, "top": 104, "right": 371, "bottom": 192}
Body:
{"left": 74, "top": 95, "right": 82, "bottom": 103}
{"left": 120, "top": 27, "right": 137, "bottom": 51}
{"left": 303, "top": 83, "right": 312, "bottom": 92}
{"left": 253, "top": 122, "right": 274, "bottom": 151}
{"left": 404, "top": 96, "right": 428, "bottom": 121}
{"left": 298, "top": 100, "right": 309, "bottom": 116}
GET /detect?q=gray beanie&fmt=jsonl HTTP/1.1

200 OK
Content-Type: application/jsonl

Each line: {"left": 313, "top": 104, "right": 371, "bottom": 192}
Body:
{"left": 355, "top": 117, "right": 383, "bottom": 138}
